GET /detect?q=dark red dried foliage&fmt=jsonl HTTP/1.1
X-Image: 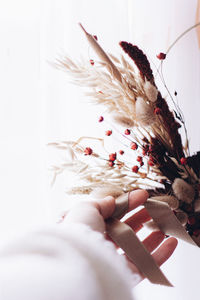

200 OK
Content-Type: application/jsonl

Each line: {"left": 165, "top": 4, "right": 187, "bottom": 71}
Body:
{"left": 119, "top": 41, "right": 154, "bottom": 83}
{"left": 156, "top": 93, "right": 184, "bottom": 159}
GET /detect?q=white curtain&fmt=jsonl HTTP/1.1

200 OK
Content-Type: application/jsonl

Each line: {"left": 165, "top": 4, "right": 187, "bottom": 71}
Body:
{"left": 1, "top": 0, "right": 200, "bottom": 299}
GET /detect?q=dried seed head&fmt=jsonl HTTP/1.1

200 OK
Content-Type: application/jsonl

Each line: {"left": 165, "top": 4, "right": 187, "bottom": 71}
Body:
{"left": 172, "top": 178, "right": 195, "bottom": 204}
{"left": 180, "top": 157, "right": 187, "bottom": 165}
{"left": 136, "top": 156, "right": 143, "bottom": 162}
{"left": 111, "top": 114, "right": 134, "bottom": 127}
{"left": 98, "top": 116, "right": 104, "bottom": 122}
{"left": 175, "top": 211, "right": 188, "bottom": 226}
{"left": 109, "top": 152, "right": 117, "bottom": 161}
{"left": 132, "top": 165, "right": 139, "bottom": 173}
{"left": 194, "top": 198, "right": 200, "bottom": 212}
{"left": 90, "top": 186, "right": 124, "bottom": 200}
{"left": 108, "top": 161, "right": 115, "bottom": 167}
{"left": 131, "top": 142, "right": 138, "bottom": 150}
{"left": 156, "top": 52, "right": 166, "bottom": 60}
{"left": 135, "top": 97, "right": 155, "bottom": 126}
{"left": 84, "top": 147, "right": 93, "bottom": 155}
{"left": 154, "top": 107, "right": 161, "bottom": 115}
{"left": 105, "top": 130, "right": 112, "bottom": 136}
{"left": 124, "top": 129, "right": 131, "bottom": 135}
{"left": 144, "top": 81, "right": 158, "bottom": 102}
{"left": 151, "top": 195, "right": 179, "bottom": 210}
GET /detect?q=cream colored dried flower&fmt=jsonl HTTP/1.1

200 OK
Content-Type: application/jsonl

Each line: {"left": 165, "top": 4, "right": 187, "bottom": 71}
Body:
{"left": 172, "top": 178, "right": 195, "bottom": 204}
{"left": 111, "top": 113, "right": 134, "bottom": 127}
{"left": 144, "top": 81, "right": 158, "bottom": 102}
{"left": 175, "top": 210, "right": 188, "bottom": 226}
{"left": 194, "top": 198, "right": 200, "bottom": 212}
{"left": 135, "top": 97, "right": 155, "bottom": 126}
{"left": 151, "top": 195, "right": 179, "bottom": 209}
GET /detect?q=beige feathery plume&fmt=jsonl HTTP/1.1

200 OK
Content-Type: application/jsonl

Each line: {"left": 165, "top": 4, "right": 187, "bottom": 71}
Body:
{"left": 172, "top": 178, "right": 195, "bottom": 204}
{"left": 79, "top": 23, "right": 122, "bottom": 82}
{"left": 135, "top": 97, "right": 155, "bottom": 126}
{"left": 144, "top": 81, "right": 158, "bottom": 102}
{"left": 151, "top": 195, "right": 179, "bottom": 210}
{"left": 111, "top": 113, "right": 134, "bottom": 127}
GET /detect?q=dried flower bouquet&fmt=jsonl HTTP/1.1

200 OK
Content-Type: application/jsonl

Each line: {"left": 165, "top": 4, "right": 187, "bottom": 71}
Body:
{"left": 50, "top": 24, "right": 200, "bottom": 284}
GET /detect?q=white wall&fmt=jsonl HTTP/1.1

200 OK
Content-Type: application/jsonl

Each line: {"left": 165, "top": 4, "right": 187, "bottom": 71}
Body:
{"left": 0, "top": 0, "right": 200, "bottom": 299}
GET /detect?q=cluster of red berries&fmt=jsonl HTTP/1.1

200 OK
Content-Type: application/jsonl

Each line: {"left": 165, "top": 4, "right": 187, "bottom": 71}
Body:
{"left": 98, "top": 116, "right": 158, "bottom": 173}
{"left": 108, "top": 152, "right": 117, "bottom": 167}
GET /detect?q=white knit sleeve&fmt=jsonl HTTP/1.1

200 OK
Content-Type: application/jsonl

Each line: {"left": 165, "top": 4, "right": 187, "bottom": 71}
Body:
{"left": 0, "top": 223, "right": 138, "bottom": 300}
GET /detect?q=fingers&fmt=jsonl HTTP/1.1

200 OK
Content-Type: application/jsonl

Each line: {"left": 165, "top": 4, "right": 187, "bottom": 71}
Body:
{"left": 96, "top": 196, "right": 115, "bottom": 219}
{"left": 128, "top": 190, "right": 149, "bottom": 211}
{"left": 142, "top": 231, "right": 165, "bottom": 253}
{"left": 124, "top": 236, "right": 178, "bottom": 281}
{"left": 96, "top": 189, "right": 149, "bottom": 220}
{"left": 125, "top": 208, "right": 151, "bottom": 232}
{"left": 152, "top": 237, "right": 178, "bottom": 266}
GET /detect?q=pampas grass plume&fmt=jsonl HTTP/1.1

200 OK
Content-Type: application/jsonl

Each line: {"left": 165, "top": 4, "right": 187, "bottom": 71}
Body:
{"left": 135, "top": 97, "right": 155, "bottom": 126}
{"left": 144, "top": 81, "right": 158, "bottom": 102}
{"left": 172, "top": 178, "right": 195, "bottom": 204}
{"left": 111, "top": 113, "right": 134, "bottom": 127}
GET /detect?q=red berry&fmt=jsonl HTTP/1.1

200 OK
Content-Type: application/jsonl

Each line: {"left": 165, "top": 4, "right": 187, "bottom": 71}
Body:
{"left": 154, "top": 107, "right": 161, "bottom": 115}
{"left": 180, "top": 157, "right": 187, "bottom": 165}
{"left": 131, "top": 142, "right": 138, "bottom": 150}
{"left": 193, "top": 229, "right": 200, "bottom": 237}
{"left": 142, "top": 149, "right": 147, "bottom": 155}
{"left": 108, "top": 161, "right": 115, "bottom": 167}
{"left": 136, "top": 156, "right": 142, "bottom": 162}
{"left": 156, "top": 52, "right": 166, "bottom": 60}
{"left": 109, "top": 153, "right": 117, "bottom": 161}
{"left": 140, "top": 161, "right": 144, "bottom": 167}
{"left": 132, "top": 165, "right": 139, "bottom": 173}
{"left": 105, "top": 130, "right": 112, "bottom": 136}
{"left": 148, "top": 159, "right": 154, "bottom": 166}
{"left": 119, "top": 150, "right": 124, "bottom": 155}
{"left": 124, "top": 129, "right": 131, "bottom": 135}
{"left": 188, "top": 216, "right": 196, "bottom": 225}
{"left": 142, "top": 145, "right": 149, "bottom": 155}
{"left": 90, "top": 59, "right": 94, "bottom": 65}
{"left": 99, "top": 116, "right": 104, "bottom": 122}
{"left": 84, "top": 147, "right": 93, "bottom": 155}
{"left": 93, "top": 35, "right": 98, "bottom": 40}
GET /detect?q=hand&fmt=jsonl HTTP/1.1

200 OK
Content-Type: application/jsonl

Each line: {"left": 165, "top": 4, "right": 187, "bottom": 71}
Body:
{"left": 63, "top": 190, "right": 178, "bottom": 283}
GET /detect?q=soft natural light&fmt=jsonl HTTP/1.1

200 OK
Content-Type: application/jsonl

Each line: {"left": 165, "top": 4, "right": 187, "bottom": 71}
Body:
{"left": 1, "top": 0, "right": 200, "bottom": 299}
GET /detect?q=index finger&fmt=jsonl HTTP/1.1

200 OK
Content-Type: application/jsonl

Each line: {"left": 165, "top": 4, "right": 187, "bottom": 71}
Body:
{"left": 128, "top": 189, "right": 149, "bottom": 212}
